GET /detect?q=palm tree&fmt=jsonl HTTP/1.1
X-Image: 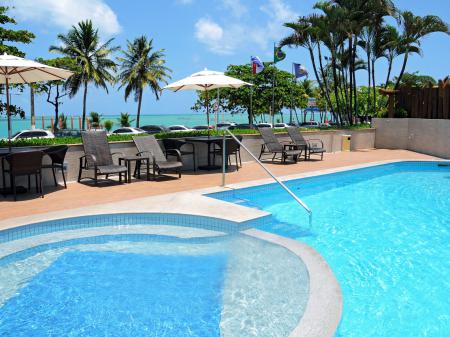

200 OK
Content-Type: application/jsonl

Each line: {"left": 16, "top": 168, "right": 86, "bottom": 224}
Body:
{"left": 380, "top": 25, "right": 402, "bottom": 87}
{"left": 50, "top": 20, "right": 118, "bottom": 130}
{"left": 394, "top": 11, "right": 449, "bottom": 89}
{"left": 118, "top": 112, "right": 134, "bottom": 127}
{"left": 117, "top": 36, "right": 172, "bottom": 127}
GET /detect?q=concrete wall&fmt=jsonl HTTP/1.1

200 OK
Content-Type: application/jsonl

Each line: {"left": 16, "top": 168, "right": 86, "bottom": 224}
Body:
{"left": 373, "top": 118, "right": 450, "bottom": 159}
{"left": 0, "top": 129, "right": 375, "bottom": 188}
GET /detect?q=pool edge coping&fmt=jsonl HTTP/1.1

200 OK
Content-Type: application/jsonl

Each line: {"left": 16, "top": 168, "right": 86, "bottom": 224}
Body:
{"left": 244, "top": 228, "right": 342, "bottom": 337}
{"left": 198, "top": 158, "right": 446, "bottom": 194}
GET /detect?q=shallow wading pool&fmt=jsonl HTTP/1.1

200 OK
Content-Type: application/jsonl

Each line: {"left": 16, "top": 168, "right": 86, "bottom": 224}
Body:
{"left": 209, "top": 161, "right": 450, "bottom": 337}
{"left": 0, "top": 214, "right": 309, "bottom": 337}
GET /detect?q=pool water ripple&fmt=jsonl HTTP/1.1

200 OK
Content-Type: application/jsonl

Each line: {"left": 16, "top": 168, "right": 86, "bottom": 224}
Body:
{"left": 210, "top": 162, "right": 450, "bottom": 337}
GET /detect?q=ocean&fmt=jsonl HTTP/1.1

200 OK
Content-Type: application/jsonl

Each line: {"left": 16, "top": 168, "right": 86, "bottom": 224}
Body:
{"left": 0, "top": 111, "right": 320, "bottom": 138}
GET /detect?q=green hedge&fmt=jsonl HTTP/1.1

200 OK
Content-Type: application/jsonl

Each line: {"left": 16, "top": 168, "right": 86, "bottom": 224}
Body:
{"left": 0, "top": 124, "right": 371, "bottom": 148}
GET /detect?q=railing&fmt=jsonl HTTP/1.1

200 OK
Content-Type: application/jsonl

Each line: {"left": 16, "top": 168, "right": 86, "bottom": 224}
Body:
{"left": 221, "top": 129, "right": 313, "bottom": 227}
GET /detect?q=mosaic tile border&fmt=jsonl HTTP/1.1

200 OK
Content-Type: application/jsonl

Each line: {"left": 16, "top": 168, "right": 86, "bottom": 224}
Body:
{"left": 0, "top": 212, "right": 271, "bottom": 244}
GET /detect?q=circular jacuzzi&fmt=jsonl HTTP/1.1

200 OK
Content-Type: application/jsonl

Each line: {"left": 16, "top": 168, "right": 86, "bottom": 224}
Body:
{"left": 0, "top": 213, "right": 311, "bottom": 337}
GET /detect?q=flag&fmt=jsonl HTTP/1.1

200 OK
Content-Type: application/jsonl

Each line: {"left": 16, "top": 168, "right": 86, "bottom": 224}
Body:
{"left": 274, "top": 46, "right": 286, "bottom": 63}
{"left": 251, "top": 56, "right": 264, "bottom": 74}
{"left": 293, "top": 63, "right": 308, "bottom": 78}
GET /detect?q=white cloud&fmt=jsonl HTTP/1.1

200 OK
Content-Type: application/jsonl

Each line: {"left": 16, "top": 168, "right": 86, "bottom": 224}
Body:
{"left": 11, "top": 0, "right": 121, "bottom": 36}
{"left": 195, "top": 18, "right": 235, "bottom": 55}
{"left": 261, "top": 0, "right": 298, "bottom": 40}
{"left": 222, "top": 0, "right": 247, "bottom": 18}
{"left": 194, "top": 0, "right": 297, "bottom": 55}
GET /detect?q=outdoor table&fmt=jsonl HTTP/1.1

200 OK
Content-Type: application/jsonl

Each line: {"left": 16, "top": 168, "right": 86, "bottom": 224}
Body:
{"left": 0, "top": 146, "right": 51, "bottom": 195}
{"left": 287, "top": 143, "right": 308, "bottom": 161}
{"left": 118, "top": 155, "right": 150, "bottom": 183}
{"left": 184, "top": 136, "right": 231, "bottom": 171}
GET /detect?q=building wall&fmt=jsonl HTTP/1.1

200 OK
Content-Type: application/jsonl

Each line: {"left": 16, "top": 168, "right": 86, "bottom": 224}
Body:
{"left": 373, "top": 118, "right": 450, "bottom": 159}
{"left": 0, "top": 128, "right": 375, "bottom": 187}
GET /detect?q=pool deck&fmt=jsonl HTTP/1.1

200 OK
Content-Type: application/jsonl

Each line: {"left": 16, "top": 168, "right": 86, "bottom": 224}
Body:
{"left": 0, "top": 149, "right": 440, "bottom": 223}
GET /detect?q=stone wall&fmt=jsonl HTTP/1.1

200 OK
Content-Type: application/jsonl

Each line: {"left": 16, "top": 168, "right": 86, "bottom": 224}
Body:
{"left": 373, "top": 118, "right": 450, "bottom": 159}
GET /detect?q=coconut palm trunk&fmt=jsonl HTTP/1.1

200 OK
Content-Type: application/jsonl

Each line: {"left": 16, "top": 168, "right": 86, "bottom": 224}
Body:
{"left": 384, "top": 56, "right": 393, "bottom": 88}
{"left": 82, "top": 82, "right": 88, "bottom": 130}
{"left": 394, "top": 51, "right": 409, "bottom": 90}
{"left": 136, "top": 88, "right": 143, "bottom": 128}
{"left": 366, "top": 50, "right": 371, "bottom": 115}
{"left": 316, "top": 43, "right": 334, "bottom": 115}
{"left": 372, "top": 59, "right": 377, "bottom": 114}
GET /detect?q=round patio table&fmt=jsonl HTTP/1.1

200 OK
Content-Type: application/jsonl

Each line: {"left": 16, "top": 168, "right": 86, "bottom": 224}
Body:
{"left": 184, "top": 136, "right": 231, "bottom": 171}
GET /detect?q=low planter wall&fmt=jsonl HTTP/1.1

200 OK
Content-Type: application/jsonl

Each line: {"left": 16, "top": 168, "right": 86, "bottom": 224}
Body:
{"left": 0, "top": 129, "right": 375, "bottom": 188}
{"left": 373, "top": 118, "right": 450, "bottom": 159}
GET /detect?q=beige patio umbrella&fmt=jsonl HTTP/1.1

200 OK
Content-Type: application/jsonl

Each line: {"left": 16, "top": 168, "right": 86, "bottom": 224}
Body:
{"left": 164, "top": 69, "right": 251, "bottom": 130}
{"left": 0, "top": 53, "right": 74, "bottom": 147}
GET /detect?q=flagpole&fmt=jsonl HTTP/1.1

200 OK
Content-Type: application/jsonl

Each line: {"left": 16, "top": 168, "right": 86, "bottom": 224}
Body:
{"left": 289, "top": 62, "right": 294, "bottom": 125}
{"left": 271, "top": 42, "right": 276, "bottom": 126}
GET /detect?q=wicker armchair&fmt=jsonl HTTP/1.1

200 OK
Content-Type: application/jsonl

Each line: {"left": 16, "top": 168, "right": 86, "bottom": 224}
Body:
{"left": 42, "top": 145, "right": 68, "bottom": 188}
{"left": 5, "top": 151, "right": 45, "bottom": 201}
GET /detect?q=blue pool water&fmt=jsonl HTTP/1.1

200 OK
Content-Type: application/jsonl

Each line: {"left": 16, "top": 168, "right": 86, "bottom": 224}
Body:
{"left": 210, "top": 162, "right": 450, "bottom": 337}
{"left": 0, "top": 224, "right": 309, "bottom": 337}
{"left": 0, "top": 251, "right": 227, "bottom": 337}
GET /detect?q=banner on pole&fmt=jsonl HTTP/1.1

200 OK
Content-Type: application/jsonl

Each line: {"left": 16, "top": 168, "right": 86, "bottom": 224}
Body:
{"left": 307, "top": 97, "right": 317, "bottom": 107}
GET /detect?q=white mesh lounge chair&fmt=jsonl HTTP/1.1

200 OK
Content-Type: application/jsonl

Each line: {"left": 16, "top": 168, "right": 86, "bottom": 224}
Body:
{"left": 287, "top": 126, "right": 325, "bottom": 160}
{"left": 78, "top": 131, "right": 127, "bottom": 184}
{"left": 258, "top": 127, "right": 302, "bottom": 163}
{"left": 133, "top": 135, "right": 183, "bottom": 180}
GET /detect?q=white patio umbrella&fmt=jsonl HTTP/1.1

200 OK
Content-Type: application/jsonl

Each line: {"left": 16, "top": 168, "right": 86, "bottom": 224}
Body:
{"left": 0, "top": 53, "right": 74, "bottom": 147}
{"left": 164, "top": 69, "right": 251, "bottom": 130}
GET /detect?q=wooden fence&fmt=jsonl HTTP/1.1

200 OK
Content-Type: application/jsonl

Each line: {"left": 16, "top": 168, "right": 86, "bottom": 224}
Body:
{"left": 395, "top": 79, "right": 450, "bottom": 119}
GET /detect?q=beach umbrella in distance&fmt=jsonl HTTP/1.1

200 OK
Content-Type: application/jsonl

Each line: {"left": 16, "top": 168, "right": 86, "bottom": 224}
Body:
{"left": 163, "top": 69, "right": 251, "bottom": 131}
{"left": 0, "top": 53, "right": 74, "bottom": 148}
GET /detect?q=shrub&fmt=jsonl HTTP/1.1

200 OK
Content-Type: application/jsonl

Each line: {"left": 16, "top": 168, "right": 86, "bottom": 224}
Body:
{"left": 104, "top": 120, "right": 114, "bottom": 132}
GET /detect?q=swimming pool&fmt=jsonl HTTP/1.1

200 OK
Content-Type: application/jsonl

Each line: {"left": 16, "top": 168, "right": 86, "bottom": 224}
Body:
{"left": 209, "top": 161, "right": 450, "bottom": 337}
{"left": 0, "top": 214, "right": 309, "bottom": 337}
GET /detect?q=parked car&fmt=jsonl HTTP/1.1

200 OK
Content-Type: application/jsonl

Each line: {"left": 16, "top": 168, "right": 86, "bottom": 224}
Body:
{"left": 9, "top": 129, "right": 54, "bottom": 141}
{"left": 192, "top": 125, "right": 213, "bottom": 130}
{"left": 300, "top": 121, "right": 320, "bottom": 128}
{"left": 273, "top": 123, "right": 289, "bottom": 129}
{"left": 110, "top": 127, "right": 146, "bottom": 135}
{"left": 256, "top": 123, "right": 272, "bottom": 128}
{"left": 168, "top": 125, "right": 194, "bottom": 132}
{"left": 216, "top": 122, "right": 236, "bottom": 129}
{"left": 54, "top": 129, "right": 81, "bottom": 137}
{"left": 229, "top": 123, "right": 253, "bottom": 130}
{"left": 140, "top": 125, "right": 169, "bottom": 134}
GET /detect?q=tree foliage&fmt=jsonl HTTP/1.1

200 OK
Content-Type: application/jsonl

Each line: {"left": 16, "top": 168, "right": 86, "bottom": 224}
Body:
{"left": 0, "top": 6, "right": 35, "bottom": 56}
{"left": 50, "top": 20, "right": 118, "bottom": 129}
{"left": 117, "top": 36, "right": 171, "bottom": 127}
{"left": 0, "top": 6, "right": 35, "bottom": 117}
{"left": 192, "top": 64, "right": 309, "bottom": 124}
{"left": 33, "top": 57, "right": 79, "bottom": 129}
{"left": 281, "top": 1, "right": 449, "bottom": 123}
{"left": 393, "top": 72, "right": 437, "bottom": 88}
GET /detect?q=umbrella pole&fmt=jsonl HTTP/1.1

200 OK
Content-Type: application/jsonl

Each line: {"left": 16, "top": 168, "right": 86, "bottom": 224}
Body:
{"left": 6, "top": 77, "right": 11, "bottom": 151}
{"left": 206, "top": 90, "right": 210, "bottom": 138}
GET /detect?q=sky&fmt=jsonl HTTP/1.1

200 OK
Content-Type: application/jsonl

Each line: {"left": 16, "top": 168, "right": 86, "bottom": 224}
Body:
{"left": 3, "top": 0, "right": 450, "bottom": 118}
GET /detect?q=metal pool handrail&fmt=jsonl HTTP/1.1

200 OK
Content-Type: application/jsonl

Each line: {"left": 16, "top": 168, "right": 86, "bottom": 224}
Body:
{"left": 221, "top": 129, "right": 313, "bottom": 227}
